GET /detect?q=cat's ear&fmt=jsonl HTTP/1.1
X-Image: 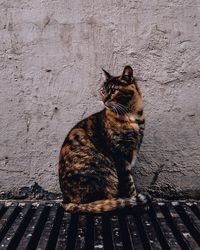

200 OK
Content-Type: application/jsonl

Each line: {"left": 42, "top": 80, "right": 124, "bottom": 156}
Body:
{"left": 122, "top": 65, "right": 133, "bottom": 80}
{"left": 102, "top": 68, "right": 112, "bottom": 81}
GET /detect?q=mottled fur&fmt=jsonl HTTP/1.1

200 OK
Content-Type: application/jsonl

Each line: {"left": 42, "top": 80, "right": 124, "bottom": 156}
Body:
{"left": 59, "top": 66, "right": 147, "bottom": 213}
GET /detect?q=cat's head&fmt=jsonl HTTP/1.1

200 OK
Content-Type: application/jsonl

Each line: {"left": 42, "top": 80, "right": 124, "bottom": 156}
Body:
{"left": 99, "top": 65, "right": 143, "bottom": 115}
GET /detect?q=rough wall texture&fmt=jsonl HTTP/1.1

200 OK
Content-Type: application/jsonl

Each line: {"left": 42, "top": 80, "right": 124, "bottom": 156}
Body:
{"left": 0, "top": 0, "right": 200, "bottom": 198}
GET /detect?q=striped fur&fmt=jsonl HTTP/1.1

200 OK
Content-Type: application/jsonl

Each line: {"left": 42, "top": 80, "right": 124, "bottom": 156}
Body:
{"left": 63, "top": 197, "right": 137, "bottom": 213}
{"left": 59, "top": 66, "right": 146, "bottom": 213}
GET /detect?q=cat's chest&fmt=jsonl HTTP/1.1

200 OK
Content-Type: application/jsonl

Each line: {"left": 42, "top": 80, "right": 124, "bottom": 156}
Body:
{"left": 106, "top": 125, "right": 139, "bottom": 160}
{"left": 107, "top": 120, "right": 140, "bottom": 142}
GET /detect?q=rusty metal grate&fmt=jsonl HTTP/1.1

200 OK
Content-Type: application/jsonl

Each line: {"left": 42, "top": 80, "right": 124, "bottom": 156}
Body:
{"left": 0, "top": 201, "right": 200, "bottom": 249}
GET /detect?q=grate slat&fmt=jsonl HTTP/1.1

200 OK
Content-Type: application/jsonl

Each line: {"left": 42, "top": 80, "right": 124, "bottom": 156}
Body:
{"left": 37, "top": 204, "right": 64, "bottom": 250}
{"left": 126, "top": 214, "right": 143, "bottom": 250}
{"left": 55, "top": 212, "right": 71, "bottom": 250}
{"left": 85, "top": 214, "right": 94, "bottom": 250}
{"left": 155, "top": 203, "right": 182, "bottom": 249}
{"left": 16, "top": 204, "right": 50, "bottom": 250}
{"left": 0, "top": 204, "right": 6, "bottom": 219}
{"left": 142, "top": 209, "right": 162, "bottom": 249}
{"left": 134, "top": 212, "right": 152, "bottom": 249}
{"left": 111, "top": 215, "right": 123, "bottom": 249}
{"left": 159, "top": 203, "right": 191, "bottom": 250}
{"left": 169, "top": 203, "right": 199, "bottom": 249}
{"left": 94, "top": 216, "right": 104, "bottom": 250}
{"left": 148, "top": 203, "right": 171, "bottom": 249}
{"left": 75, "top": 215, "right": 87, "bottom": 250}
{"left": 118, "top": 213, "right": 133, "bottom": 250}
{"left": 65, "top": 213, "right": 79, "bottom": 250}
{"left": 174, "top": 203, "right": 200, "bottom": 247}
{"left": 102, "top": 214, "right": 114, "bottom": 250}
{"left": 0, "top": 204, "right": 20, "bottom": 244}
{"left": 0, "top": 201, "right": 200, "bottom": 249}
{"left": 0, "top": 204, "right": 33, "bottom": 250}
{"left": 184, "top": 203, "right": 200, "bottom": 234}
{"left": 189, "top": 203, "right": 200, "bottom": 221}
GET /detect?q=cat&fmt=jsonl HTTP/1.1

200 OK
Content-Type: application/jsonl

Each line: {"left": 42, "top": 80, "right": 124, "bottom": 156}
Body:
{"left": 59, "top": 65, "right": 149, "bottom": 213}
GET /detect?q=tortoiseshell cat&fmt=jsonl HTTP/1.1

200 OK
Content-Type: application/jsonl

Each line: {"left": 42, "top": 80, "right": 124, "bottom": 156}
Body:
{"left": 59, "top": 66, "right": 149, "bottom": 213}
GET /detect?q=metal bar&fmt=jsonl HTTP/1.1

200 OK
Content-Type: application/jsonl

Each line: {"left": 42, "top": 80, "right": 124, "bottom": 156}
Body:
{"left": 126, "top": 214, "right": 142, "bottom": 250}
{"left": 65, "top": 213, "right": 79, "bottom": 250}
{"left": 118, "top": 213, "right": 133, "bottom": 250}
{"left": 111, "top": 215, "right": 123, "bottom": 249}
{"left": 0, "top": 203, "right": 20, "bottom": 243}
{"left": 184, "top": 203, "right": 200, "bottom": 233}
{"left": 93, "top": 216, "right": 104, "bottom": 250}
{"left": 189, "top": 203, "right": 200, "bottom": 221}
{"left": 85, "top": 214, "right": 94, "bottom": 250}
{"left": 169, "top": 202, "right": 199, "bottom": 249}
{"left": 45, "top": 205, "right": 64, "bottom": 250}
{"left": 55, "top": 212, "right": 71, "bottom": 250}
{"left": 26, "top": 204, "right": 50, "bottom": 250}
{"left": 134, "top": 212, "right": 152, "bottom": 250}
{"left": 37, "top": 203, "right": 64, "bottom": 250}
{"left": 0, "top": 204, "right": 33, "bottom": 250}
{"left": 75, "top": 215, "right": 87, "bottom": 250}
{"left": 16, "top": 204, "right": 50, "bottom": 250}
{"left": 154, "top": 203, "right": 181, "bottom": 249}
{"left": 141, "top": 209, "right": 162, "bottom": 249}
{"left": 159, "top": 203, "right": 191, "bottom": 250}
{"left": 102, "top": 214, "right": 114, "bottom": 250}
{"left": 0, "top": 204, "right": 6, "bottom": 219}
{"left": 148, "top": 203, "right": 171, "bottom": 249}
{"left": 174, "top": 203, "right": 200, "bottom": 247}
{"left": 0, "top": 201, "right": 199, "bottom": 250}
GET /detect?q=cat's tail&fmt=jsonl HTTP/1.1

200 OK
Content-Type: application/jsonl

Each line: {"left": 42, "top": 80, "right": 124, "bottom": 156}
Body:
{"left": 62, "top": 193, "right": 149, "bottom": 213}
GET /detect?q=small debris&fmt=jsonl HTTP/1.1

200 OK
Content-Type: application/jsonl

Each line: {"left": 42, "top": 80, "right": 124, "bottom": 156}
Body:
{"left": 171, "top": 201, "right": 179, "bottom": 206}
{"left": 0, "top": 182, "right": 61, "bottom": 200}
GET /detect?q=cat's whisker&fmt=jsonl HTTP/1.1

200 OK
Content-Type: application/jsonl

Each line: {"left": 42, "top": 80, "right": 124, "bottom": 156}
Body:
{"left": 110, "top": 103, "right": 119, "bottom": 118}
{"left": 114, "top": 106, "right": 120, "bottom": 118}
{"left": 113, "top": 105, "right": 123, "bottom": 115}
{"left": 116, "top": 103, "right": 129, "bottom": 113}
{"left": 116, "top": 106, "right": 126, "bottom": 117}
{"left": 117, "top": 105, "right": 129, "bottom": 117}
{"left": 116, "top": 105, "right": 126, "bottom": 114}
{"left": 118, "top": 102, "right": 128, "bottom": 110}
{"left": 114, "top": 103, "right": 128, "bottom": 115}
{"left": 114, "top": 102, "right": 126, "bottom": 111}
{"left": 115, "top": 106, "right": 124, "bottom": 115}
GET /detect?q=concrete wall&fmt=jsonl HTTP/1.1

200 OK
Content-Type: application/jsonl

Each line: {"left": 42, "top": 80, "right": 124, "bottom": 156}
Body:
{"left": 0, "top": 0, "right": 200, "bottom": 198}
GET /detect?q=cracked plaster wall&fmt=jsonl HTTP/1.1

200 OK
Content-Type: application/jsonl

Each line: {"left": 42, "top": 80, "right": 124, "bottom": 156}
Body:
{"left": 0, "top": 0, "right": 200, "bottom": 197}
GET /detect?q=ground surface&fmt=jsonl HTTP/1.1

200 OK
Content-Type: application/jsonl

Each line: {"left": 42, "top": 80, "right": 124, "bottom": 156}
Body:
{"left": 0, "top": 200, "right": 200, "bottom": 249}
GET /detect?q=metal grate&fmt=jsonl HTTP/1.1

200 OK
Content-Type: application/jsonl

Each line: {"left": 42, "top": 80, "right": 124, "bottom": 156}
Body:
{"left": 0, "top": 200, "right": 200, "bottom": 249}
